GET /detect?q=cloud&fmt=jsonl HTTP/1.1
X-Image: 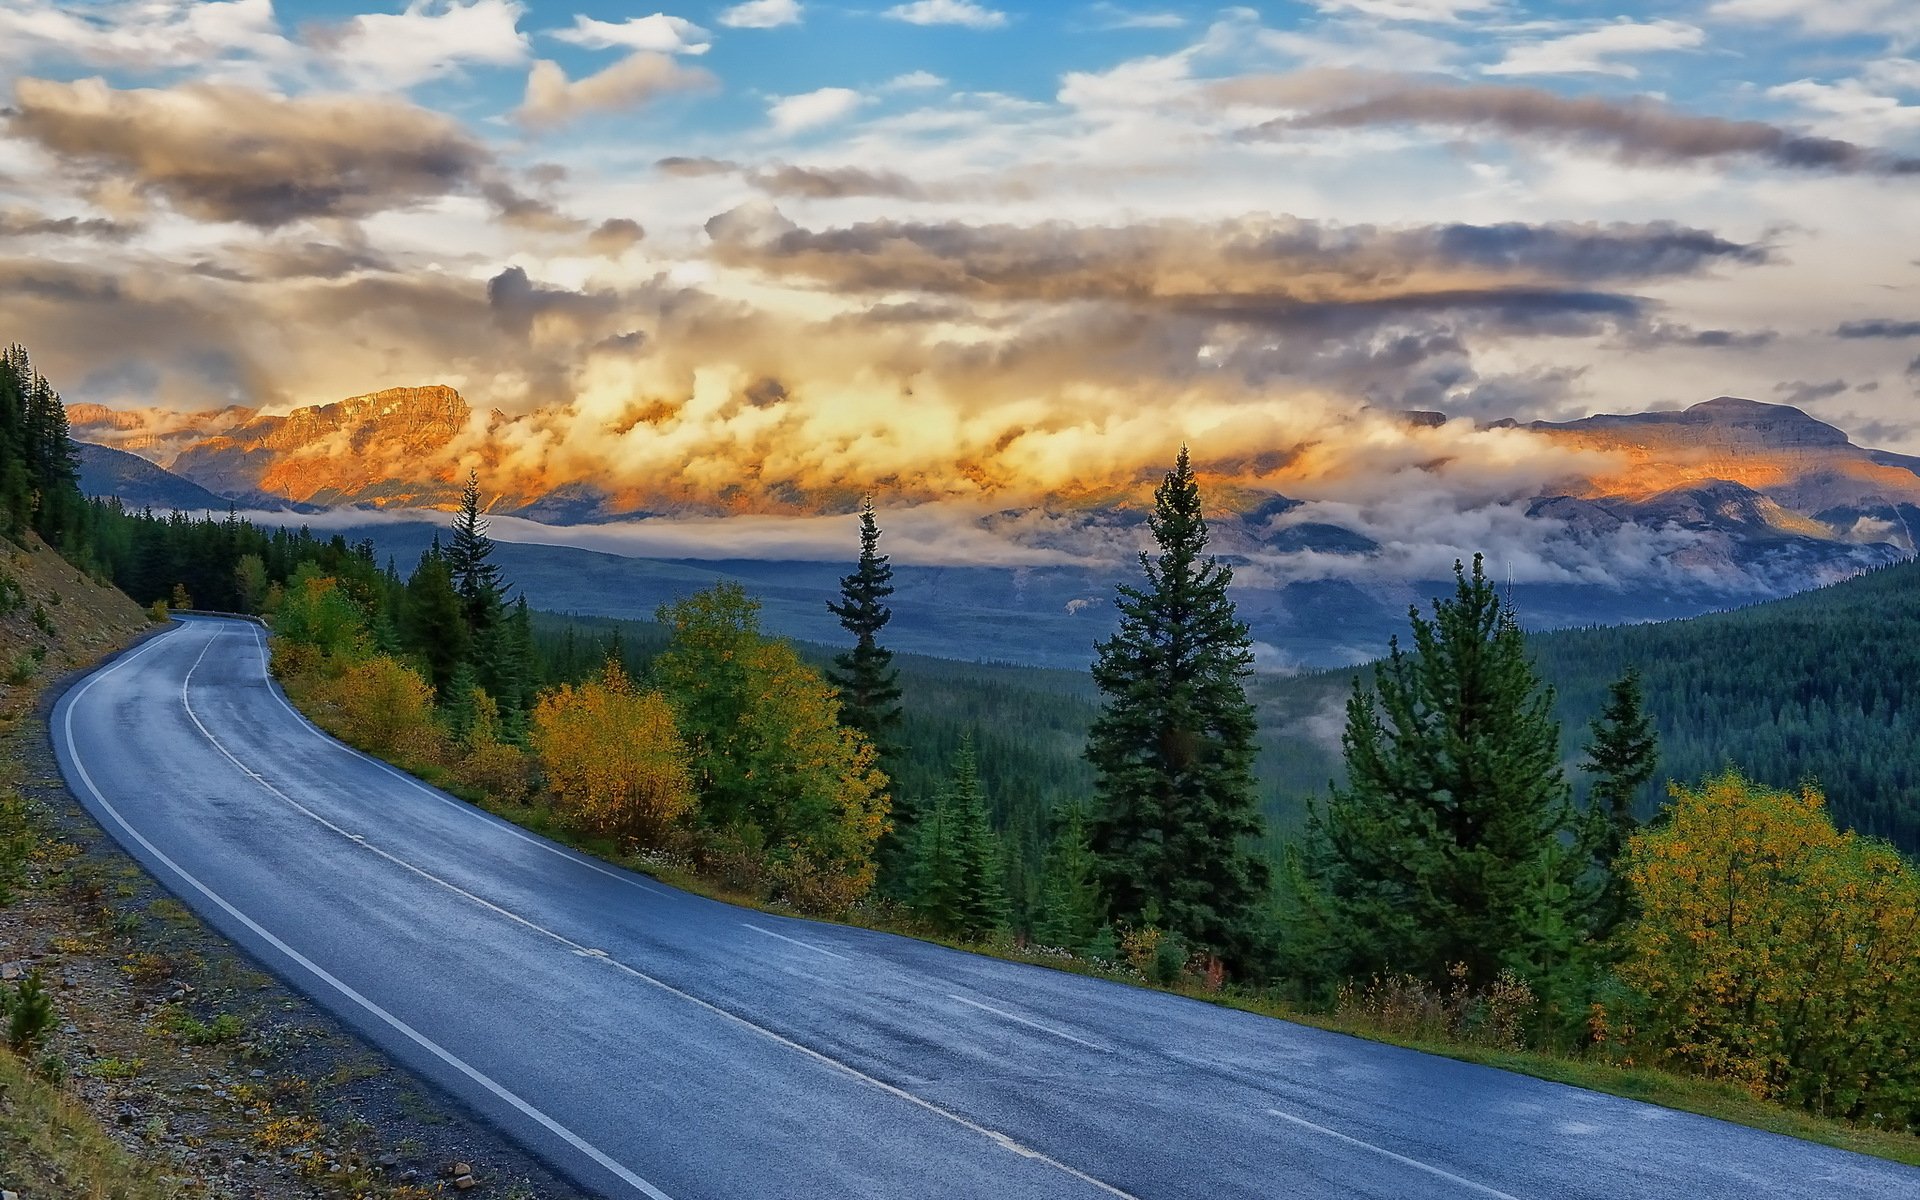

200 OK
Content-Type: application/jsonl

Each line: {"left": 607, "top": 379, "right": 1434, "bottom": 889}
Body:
{"left": 705, "top": 208, "right": 1767, "bottom": 322}
{"left": 1774, "top": 379, "right": 1849, "bottom": 405}
{"left": 882, "top": 1, "right": 1008, "bottom": 30}
{"left": 1241, "top": 72, "right": 1920, "bottom": 176}
{"left": 549, "top": 13, "right": 711, "bottom": 55}
{"left": 1835, "top": 318, "right": 1920, "bottom": 338}
{"left": 7, "top": 77, "right": 503, "bottom": 227}
{"left": 516, "top": 52, "right": 714, "bottom": 129}
{"left": 1086, "top": 3, "right": 1186, "bottom": 29}
{"left": 768, "top": 87, "right": 868, "bottom": 134}
{"left": 0, "top": 207, "right": 138, "bottom": 241}
{"left": 656, "top": 155, "right": 741, "bottom": 177}
{"left": 1311, "top": 0, "right": 1500, "bottom": 23}
{"left": 306, "top": 0, "right": 529, "bottom": 89}
{"left": 1708, "top": 0, "right": 1920, "bottom": 41}
{"left": 0, "top": 0, "right": 294, "bottom": 75}
{"left": 586, "top": 218, "right": 646, "bottom": 255}
{"left": 884, "top": 70, "right": 947, "bottom": 90}
{"left": 749, "top": 164, "right": 927, "bottom": 199}
{"left": 717, "top": 0, "right": 803, "bottom": 29}
{"left": 1485, "top": 20, "right": 1705, "bottom": 79}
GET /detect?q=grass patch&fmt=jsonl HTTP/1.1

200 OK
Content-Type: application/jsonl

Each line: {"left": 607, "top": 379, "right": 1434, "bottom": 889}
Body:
{"left": 0, "top": 1046, "right": 172, "bottom": 1200}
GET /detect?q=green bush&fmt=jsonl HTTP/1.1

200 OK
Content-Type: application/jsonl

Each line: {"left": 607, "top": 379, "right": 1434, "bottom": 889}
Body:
{"left": 3, "top": 970, "right": 57, "bottom": 1053}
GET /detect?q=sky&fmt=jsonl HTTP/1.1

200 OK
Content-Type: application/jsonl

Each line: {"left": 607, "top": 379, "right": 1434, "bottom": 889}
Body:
{"left": 3, "top": 0, "right": 1919, "bottom": 525}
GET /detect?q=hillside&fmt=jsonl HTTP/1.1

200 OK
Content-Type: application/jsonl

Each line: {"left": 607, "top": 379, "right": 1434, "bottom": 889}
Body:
{"left": 1249, "top": 557, "right": 1920, "bottom": 855}
{"left": 0, "top": 534, "right": 148, "bottom": 722}
{"left": 74, "top": 441, "right": 236, "bottom": 513}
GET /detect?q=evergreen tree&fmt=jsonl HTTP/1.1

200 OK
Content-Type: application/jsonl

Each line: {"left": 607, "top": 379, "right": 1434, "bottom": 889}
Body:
{"left": 1084, "top": 446, "right": 1269, "bottom": 972}
{"left": 909, "top": 738, "right": 1009, "bottom": 939}
{"left": 1582, "top": 666, "right": 1659, "bottom": 936}
{"left": 827, "top": 497, "right": 902, "bottom": 750}
{"left": 1033, "top": 802, "right": 1103, "bottom": 950}
{"left": 446, "top": 469, "right": 504, "bottom": 638}
{"left": 400, "top": 543, "right": 467, "bottom": 697}
{"left": 1302, "top": 555, "right": 1583, "bottom": 988}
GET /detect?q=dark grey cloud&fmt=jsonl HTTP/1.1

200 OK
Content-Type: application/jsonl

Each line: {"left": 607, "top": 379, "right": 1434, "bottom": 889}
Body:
{"left": 0, "top": 208, "right": 138, "bottom": 241}
{"left": 705, "top": 208, "right": 1763, "bottom": 331}
{"left": 750, "top": 164, "right": 927, "bottom": 200}
{"left": 1234, "top": 74, "right": 1920, "bottom": 177}
{"left": 1624, "top": 323, "right": 1777, "bottom": 349}
{"left": 1774, "top": 379, "right": 1849, "bottom": 405}
{"left": 8, "top": 77, "right": 513, "bottom": 228}
{"left": 486, "top": 265, "right": 621, "bottom": 340}
{"left": 656, "top": 156, "right": 740, "bottom": 177}
{"left": 1835, "top": 318, "right": 1920, "bottom": 339}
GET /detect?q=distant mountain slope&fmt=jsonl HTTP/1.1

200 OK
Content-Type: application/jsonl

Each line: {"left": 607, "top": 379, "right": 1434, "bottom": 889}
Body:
{"left": 74, "top": 442, "right": 236, "bottom": 512}
{"left": 1251, "top": 556, "right": 1920, "bottom": 855}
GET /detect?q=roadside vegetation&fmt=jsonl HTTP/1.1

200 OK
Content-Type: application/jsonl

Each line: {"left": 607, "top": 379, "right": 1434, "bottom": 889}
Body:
{"left": 6, "top": 338, "right": 1919, "bottom": 1170}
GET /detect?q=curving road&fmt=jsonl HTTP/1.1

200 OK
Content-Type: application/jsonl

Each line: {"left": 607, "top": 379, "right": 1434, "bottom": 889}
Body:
{"left": 52, "top": 616, "right": 1920, "bottom": 1200}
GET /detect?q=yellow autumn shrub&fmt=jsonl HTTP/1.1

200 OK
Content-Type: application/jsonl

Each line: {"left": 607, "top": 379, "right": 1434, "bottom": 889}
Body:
{"left": 531, "top": 663, "right": 695, "bottom": 848}
{"left": 321, "top": 655, "right": 441, "bottom": 760}
{"left": 1611, "top": 770, "right": 1920, "bottom": 1123}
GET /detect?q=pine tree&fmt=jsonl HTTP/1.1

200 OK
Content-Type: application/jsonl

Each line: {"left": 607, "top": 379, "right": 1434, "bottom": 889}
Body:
{"left": 1302, "top": 555, "right": 1583, "bottom": 987}
{"left": 400, "top": 543, "right": 468, "bottom": 697}
{"left": 909, "top": 738, "right": 1008, "bottom": 939}
{"left": 1033, "top": 802, "right": 1103, "bottom": 951}
{"left": 827, "top": 497, "right": 902, "bottom": 750}
{"left": 1582, "top": 666, "right": 1659, "bottom": 937}
{"left": 446, "top": 469, "right": 504, "bottom": 639}
{"left": 1084, "top": 446, "right": 1269, "bottom": 972}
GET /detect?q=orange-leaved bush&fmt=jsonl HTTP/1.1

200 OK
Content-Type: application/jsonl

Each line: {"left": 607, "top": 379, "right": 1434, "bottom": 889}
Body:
{"left": 530, "top": 661, "right": 694, "bottom": 848}
{"left": 1610, "top": 770, "right": 1920, "bottom": 1124}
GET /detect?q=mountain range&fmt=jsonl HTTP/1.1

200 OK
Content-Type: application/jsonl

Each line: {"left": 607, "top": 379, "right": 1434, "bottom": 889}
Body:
{"left": 67, "top": 386, "right": 1920, "bottom": 666}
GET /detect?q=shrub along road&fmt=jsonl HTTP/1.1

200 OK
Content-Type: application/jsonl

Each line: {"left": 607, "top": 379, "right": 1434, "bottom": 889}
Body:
{"left": 52, "top": 616, "right": 1920, "bottom": 1200}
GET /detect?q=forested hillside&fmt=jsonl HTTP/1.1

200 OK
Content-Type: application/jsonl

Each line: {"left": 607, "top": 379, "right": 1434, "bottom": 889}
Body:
{"left": 1247, "top": 560, "right": 1920, "bottom": 856}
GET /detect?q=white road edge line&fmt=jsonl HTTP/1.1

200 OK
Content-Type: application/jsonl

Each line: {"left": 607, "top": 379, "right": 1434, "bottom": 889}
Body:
{"left": 59, "top": 624, "right": 676, "bottom": 1200}
{"left": 947, "top": 994, "right": 1109, "bottom": 1053}
{"left": 154, "top": 620, "right": 1141, "bottom": 1200}
{"left": 742, "top": 922, "right": 852, "bottom": 962}
{"left": 1265, "top": 1108, "right": 1524, "bottom": 1200}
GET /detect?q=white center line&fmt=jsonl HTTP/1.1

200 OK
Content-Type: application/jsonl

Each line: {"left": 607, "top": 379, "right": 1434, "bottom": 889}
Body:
{"left": 949, "top": 994, "right": 1109, "bottom": 1053}
{"left": 1265, "top": 1108, "right": 1525, "bottom": 1200}
{"left": 147, "top": 621, "right": 1140, "bottom": 1200}
{"left": 743, "top": 922, "right": 852, "bottom": 962}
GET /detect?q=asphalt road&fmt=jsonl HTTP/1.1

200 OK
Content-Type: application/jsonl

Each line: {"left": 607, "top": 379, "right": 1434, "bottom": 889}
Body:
{"left": 52, "top": 616, "right": 1920, "bottom": 1200}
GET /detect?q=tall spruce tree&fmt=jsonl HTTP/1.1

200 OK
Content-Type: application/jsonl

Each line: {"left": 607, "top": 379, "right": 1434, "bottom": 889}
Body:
{"left": 828, "top": 498, "right": 908, "bottom": 888}
{"left": 1084, "top": 446, "right": 1269, "bottom": 971}
{"left": 1582, "top": 666, "right": 1659, "bottom": 937}
{"left": 909, "top": 738, "right": 1009, "bottom": 939}
{"left": 446, "top": 469, "right": 504, "bottom": 638}
{"left": 827, "top": 497, "right": 902, "bottom": 749}
{"left": 1032, "top": 802, "right": 1104, "bottom": 951}
{"left": 1302, "top": 555, "right": 1583, "bottom": 987}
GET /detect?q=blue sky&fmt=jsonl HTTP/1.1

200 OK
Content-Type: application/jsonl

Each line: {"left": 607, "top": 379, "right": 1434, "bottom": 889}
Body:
{"left": 1, "top": 0, "right": 1917, "bottom": 565}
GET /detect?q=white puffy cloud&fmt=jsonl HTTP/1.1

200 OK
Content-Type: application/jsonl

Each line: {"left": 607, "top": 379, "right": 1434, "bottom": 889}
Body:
{"left": 0, "top": 0, "right": 294, "bottom": 78}
{"left": 882, "top": 1, "right": 1009, "bottom": 31}
{"left": 1709, "top": 0, "right": 1920, "bottom": 41}
{"left": 550, "top": 13, "right": 711, "bottom": 55}
{"left": 314, "top": 0, "right": 530, "bottom": 89}
{"left": 1485, "top": 20, "right": 1705, "bottom": 79}
{"left": 717, "top": 0, "right": 803, "bottom": 29}
{"left": 768, "top": 87, "right": 869, "bottom": 133}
